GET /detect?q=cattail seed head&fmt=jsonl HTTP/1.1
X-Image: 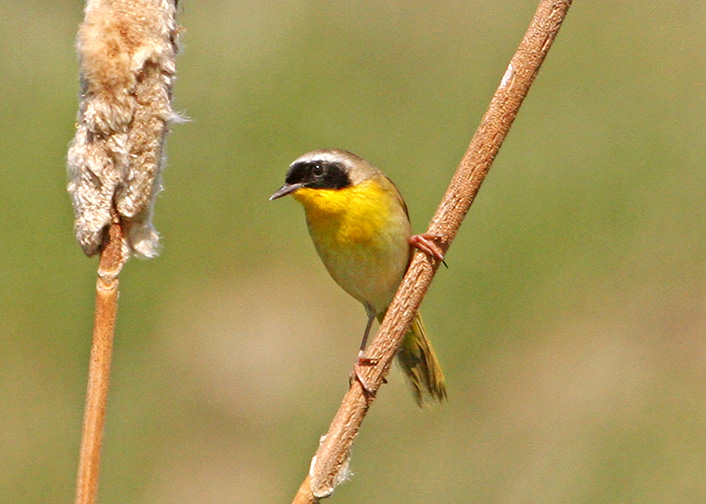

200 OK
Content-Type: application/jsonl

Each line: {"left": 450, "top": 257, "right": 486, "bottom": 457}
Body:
{"left": 67, "top": 0, "right": 182, "bottom": 258}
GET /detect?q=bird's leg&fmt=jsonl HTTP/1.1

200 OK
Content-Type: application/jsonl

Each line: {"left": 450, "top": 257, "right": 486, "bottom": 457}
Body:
{"left": 357, "top": 313, "right": 377, "bottom": 365}
{"left": 410, "top": 232, "right": 447, "bottom": 266}
{"left": 352, "top": 311, "right": 379, "bottom": 396}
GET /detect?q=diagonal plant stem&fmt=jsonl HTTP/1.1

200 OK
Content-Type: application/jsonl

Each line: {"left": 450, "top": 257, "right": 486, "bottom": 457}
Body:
{"left": 75, "top": 218, "right": 127, "bottom": 504}
{"left": 292, "top": 0, "right": 573, "bottom": 501}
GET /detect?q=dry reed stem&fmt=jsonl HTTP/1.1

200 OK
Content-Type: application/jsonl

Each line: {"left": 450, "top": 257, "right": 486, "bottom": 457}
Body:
{"left": 69, "top": 1, "right": 180, "bottom": 503}
{"left": 292, "top": 0, "right": 573, "bottom": 501}
{"left": 75, "top": 219, "right": 127, "bottom": 504}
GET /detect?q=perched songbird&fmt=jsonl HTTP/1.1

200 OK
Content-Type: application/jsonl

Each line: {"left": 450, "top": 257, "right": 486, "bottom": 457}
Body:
{"left": 270, "top": 149, "right": 447, "bottom": 405}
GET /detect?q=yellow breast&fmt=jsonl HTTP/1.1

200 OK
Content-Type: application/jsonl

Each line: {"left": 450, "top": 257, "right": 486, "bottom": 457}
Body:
{"left": 293, "top": 178, "right": 412, "bottom": 312}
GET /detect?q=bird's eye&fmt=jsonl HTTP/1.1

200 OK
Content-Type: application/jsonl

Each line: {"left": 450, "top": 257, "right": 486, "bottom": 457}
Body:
{"left": 312, "top": 164, "right": 324, "bottom": 177}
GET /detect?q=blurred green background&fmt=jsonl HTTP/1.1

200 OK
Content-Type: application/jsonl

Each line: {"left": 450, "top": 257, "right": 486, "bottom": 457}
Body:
{"left": 2, "top": 1, "right": 705, "bottom": 502}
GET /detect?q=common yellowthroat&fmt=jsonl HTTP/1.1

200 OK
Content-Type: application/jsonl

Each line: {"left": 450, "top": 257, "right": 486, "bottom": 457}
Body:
{"left": 270, "top": 149, "right": 446, "bottom": 405}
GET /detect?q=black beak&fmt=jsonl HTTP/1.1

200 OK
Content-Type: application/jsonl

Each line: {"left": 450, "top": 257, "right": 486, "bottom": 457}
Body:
{"left": 269, "top": 183, "right": 303, "bottom": 201}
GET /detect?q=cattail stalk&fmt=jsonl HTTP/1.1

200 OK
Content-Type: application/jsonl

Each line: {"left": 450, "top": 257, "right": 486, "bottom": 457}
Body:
{"left": 292, "top": 0, "right": 573, "bottom": 501}
{"left": 74, "top": 219, "right": 125, "bottom": 504}
{"left": 67, "top": 1, "right": 181, "bottom": 503}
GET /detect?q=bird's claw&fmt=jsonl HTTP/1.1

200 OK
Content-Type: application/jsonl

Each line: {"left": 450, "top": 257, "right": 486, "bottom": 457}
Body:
{"left": 410, "top": 233, "right": 448, "bottom": 267}
{"left": 349, "top": 351, "right": 382, "bottom": 397}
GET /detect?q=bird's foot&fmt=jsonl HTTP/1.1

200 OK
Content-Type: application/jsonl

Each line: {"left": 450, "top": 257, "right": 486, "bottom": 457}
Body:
{"left": 410, "top": 232, "right": 447, "bottom": 266}
{"left": 350, "top": 350, "right": 383, "bottom": 397}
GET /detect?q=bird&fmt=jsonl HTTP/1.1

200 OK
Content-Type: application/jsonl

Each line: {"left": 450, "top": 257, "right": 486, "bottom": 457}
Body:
{"left": 270, "top": 149, "right": 446, "bottom": 405}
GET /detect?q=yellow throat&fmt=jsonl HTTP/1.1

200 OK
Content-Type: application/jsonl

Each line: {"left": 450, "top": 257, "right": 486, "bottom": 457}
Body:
{"left": 292, "top": 178, "right": 411, "bottom": 314}
{"left": 292, "top": 179, "right": 393, "bottom": 246}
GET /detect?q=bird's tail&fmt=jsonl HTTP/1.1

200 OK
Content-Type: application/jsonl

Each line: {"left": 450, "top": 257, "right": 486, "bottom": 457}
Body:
{"left": 379, "top": 311, "right": 447, "bottom": 406}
